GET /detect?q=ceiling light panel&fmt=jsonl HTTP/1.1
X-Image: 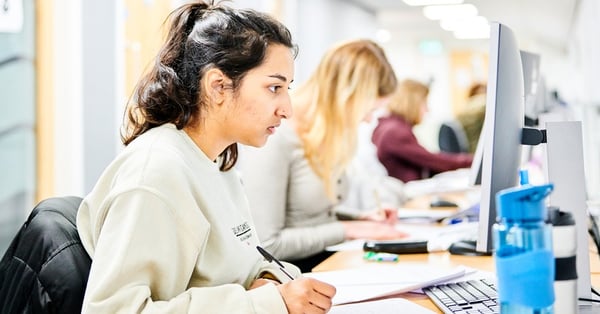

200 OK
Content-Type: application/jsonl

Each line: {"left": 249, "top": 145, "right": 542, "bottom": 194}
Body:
{"left": 423, "top": 4, "right": 478, "bottom": 20}
{"left": 403, "top": 0, "right": 464, "bottom": 6}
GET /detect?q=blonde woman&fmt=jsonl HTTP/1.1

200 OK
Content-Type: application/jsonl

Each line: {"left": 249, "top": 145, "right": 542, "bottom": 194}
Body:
{"left": 373, "top": 79, "right": 473, "bottom": 183}
{"left": 238, "top": 39, "right": 407, "bottom": 272}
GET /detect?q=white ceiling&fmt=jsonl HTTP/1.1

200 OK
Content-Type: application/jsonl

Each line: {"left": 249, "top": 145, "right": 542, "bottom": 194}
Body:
{"left": 347, "top": 0, "right": 579, "bottom": 52}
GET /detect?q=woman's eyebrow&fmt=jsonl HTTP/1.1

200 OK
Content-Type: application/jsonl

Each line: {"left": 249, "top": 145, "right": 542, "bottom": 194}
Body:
{"left": 268, "top": 74, "right": 293, "bottom": 83}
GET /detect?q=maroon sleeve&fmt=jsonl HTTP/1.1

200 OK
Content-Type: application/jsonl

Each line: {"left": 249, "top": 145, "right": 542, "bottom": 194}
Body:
{"left": 373, "top": 117, "right": 473, "bottom": 180}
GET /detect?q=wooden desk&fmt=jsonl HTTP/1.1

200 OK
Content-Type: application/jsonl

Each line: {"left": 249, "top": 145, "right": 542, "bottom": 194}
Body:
{"left": 313, "top": 246, "right": 600, "bottom": 313}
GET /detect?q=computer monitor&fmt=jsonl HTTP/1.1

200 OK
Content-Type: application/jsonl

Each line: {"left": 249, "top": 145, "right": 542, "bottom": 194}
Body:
{"left": 476, "top": 22, "right": 525, "bottom": 253}
{"left": 535, "top": 76, "right": 548, "bottom": 115}
{"left": 520, "top": 50, "right": 541, "bottom": 126}
{"left": 467, "top": 49, "right": 536, "bottom": 189}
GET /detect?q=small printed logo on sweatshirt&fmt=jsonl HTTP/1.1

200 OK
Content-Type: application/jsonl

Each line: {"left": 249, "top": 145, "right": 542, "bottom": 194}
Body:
{"left": 232, "top": 222, "right": 253, "bottom": 242}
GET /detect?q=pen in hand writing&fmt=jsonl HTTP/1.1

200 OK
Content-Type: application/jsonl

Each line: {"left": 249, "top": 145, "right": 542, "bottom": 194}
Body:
{"left": 373, "top": 189, "right": 383, "bottom": 212}
{"left": 256, "top": 246, "right": 295, "bottom": 280}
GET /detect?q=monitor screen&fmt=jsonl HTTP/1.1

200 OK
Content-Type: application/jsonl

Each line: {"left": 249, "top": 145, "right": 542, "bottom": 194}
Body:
{"left": 521, "top": 50, "right": 541, "bottom": 126}
{"left": 468, "top": 117, "right": 485, "bottom": 186}
{"left": 519, "top": 50, "right": 541, "bottom": 164}
{"left": 476, "top": 22, "right": 525, "bottom": 253}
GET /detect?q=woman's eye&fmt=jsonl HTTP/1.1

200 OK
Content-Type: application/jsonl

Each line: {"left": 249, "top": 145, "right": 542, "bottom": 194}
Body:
{"left": 269, "top": 85, "right": 282, "bottom": 93}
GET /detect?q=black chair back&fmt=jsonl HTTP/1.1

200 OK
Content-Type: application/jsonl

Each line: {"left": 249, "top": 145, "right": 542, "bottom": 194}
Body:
{"left": 0, "top": 196, "right": 91, "bottom": 314}
{"left": 438, "top": 121, "right": 469, "bottom": 153}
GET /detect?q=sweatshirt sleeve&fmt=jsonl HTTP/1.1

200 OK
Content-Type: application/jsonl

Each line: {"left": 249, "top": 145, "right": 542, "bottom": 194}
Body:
{"left": 80, "top": 190, "right": 288, "bottom": 314}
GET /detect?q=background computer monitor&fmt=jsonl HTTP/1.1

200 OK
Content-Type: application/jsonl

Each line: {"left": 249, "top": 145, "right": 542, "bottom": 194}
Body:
{"left": 519, "top": 50, "right": 541, "bottom": 165}
{"left": 476, "top": 22, "right": 525, "bottom": 253}
{"left": 468, "top": 118, "right": 485, "bottom": 186}
{"left": 521, "top": 50, "right": 541, "bottom": 126}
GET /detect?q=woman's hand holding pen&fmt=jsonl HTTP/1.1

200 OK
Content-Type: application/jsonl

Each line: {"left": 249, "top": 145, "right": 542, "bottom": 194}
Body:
{"left": 358, "top": 207, "right": 398, "bottom": 225}
{"left": 255, "top": 246, "right": 335, "bottom": 313}
{"left": 341, "top": 220, "right": 408, "bottom": 240}
{"left": 360, "top": 190, "right": 398, "bottom": 225}
{"left": 277, "top": 277, "right": 336, "bottom": 314}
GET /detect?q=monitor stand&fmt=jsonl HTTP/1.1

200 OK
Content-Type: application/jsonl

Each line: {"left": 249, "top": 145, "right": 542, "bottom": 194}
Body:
{"left": 448, "top": 240, "right": 492, "bottom": 256}
{"left": 545, "top": 121, "right": 592, "bottom": 301}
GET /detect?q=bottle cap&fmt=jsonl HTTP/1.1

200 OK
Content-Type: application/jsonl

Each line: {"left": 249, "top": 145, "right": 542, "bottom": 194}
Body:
{"left": 496, "top": 183, "right": 554, "bottom": 221}
{"left": 519, "top": 169, "right": 529, "bottom": 185}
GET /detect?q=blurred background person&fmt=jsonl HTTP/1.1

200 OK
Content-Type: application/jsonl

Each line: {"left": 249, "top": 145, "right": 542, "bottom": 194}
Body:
{"left": 341, "top": 111, "right": 407, "bottom": 211}
{"left": 373, "top": 79, "right": 473, "bottom": 183}
{"left": 238, "top": 39, "right": 407, "bottom": 273}
{"left": 456, "top": 82, "right": 487, "bottom": 153}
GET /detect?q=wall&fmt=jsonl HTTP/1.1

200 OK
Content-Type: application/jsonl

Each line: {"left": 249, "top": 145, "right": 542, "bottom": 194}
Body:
{"left": 52, "top": 0, "right": 84, "bottom": 198}
{"left": 570, "top": 0, "right": 600, "bottom": 200}
{"left": 81, "top": 0, "right": 123, "bottom": 193}
{"left": 37, "top": 0, "right": 600, "bottom": 205}
{"left": 0, "top": 0, "right": 35, "bottom": 254}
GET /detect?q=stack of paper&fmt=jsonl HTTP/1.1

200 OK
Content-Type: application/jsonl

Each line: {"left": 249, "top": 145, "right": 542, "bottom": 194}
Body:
{"left": 303, "top": 263, "right": 467, "bottom": 305}
{"left": 329, "top": 298, "right": 436, "bottom": 313}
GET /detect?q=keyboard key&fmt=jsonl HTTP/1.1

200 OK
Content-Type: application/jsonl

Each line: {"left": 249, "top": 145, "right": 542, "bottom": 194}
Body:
{"left": 423, "top": 279, "right": 499, "bottom": 314}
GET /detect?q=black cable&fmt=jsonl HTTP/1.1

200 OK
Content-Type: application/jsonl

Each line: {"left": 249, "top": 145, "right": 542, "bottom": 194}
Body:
{"left": 578, "top": 297, "right": 600, "bottom": 303}
{"left": 577, "top": 287, "right": 600, "bottom": 303}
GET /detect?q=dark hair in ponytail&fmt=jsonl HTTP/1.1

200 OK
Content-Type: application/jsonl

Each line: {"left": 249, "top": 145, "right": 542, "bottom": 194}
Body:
{"left": 122, "top": 0, "right": 296, "bottom": 171}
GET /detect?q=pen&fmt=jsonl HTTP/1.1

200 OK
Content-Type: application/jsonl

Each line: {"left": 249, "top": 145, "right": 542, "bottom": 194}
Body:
{"left": 373, "top": 189, "right": 383, "bottom": 211}
{"left": 256, "top": 246, "right": 295, "bottom": 280}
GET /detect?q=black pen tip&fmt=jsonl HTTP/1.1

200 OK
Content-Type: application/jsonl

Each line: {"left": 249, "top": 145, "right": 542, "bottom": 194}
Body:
{"left": 256, "top": 246, "right": 273, "bottom": 262}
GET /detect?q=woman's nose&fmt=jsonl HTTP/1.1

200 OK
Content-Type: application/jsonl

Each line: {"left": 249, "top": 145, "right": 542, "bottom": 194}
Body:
{"left": 277, "top": 95, "right": 293, "bottom": 119}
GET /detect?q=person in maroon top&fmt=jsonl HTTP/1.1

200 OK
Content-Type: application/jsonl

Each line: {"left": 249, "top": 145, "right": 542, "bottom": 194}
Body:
{"left": 372, "top": 79, "right": 473, "bottom": 183}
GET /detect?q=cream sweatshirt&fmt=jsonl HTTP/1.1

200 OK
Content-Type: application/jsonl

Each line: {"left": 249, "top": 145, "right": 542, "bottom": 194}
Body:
{"left": 77, "top": 124, "right": 298, "bottom": 313}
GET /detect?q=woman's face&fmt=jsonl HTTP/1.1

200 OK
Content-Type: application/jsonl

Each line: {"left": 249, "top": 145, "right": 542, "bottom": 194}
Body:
{"left": 223, "top": 44, "right": 295, "bottom": 147}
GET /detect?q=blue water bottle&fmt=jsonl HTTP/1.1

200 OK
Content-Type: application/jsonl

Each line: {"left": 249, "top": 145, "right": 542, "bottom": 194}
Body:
{"left": 493, "top": 178, "right": 555, "bottom": 313}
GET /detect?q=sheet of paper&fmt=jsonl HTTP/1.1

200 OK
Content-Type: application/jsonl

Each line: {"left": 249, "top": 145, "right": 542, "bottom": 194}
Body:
{"left": 304, "top": 263, "right": 467, "bottom": 305}
{"left": 402, "top": 168, "right": 474, "bottom": 198}
{"left": 329, "top": 298, "right": 436, "bottom": 314}
{"left": 397, "top": 208, "right": 457, "bottom": 221}
{"left": 411, "top": 269, "right": 495, "bottom": 293}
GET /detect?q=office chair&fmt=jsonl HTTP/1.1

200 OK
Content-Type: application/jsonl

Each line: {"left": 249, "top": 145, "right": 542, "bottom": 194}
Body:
{"left": 438, "top": 120, "right": 470, "bottom": 153}
{"left": 0, "top": 196, "right": 91, "bottom": 313}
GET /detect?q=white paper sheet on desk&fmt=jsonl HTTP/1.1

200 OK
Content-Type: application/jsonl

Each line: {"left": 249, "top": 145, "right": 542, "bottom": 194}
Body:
{"left": 397, "top": 208, "right": 457, "bottom": 221}
{"left": 303, "top": 264, "right": 467, "bottom": 305}
{"left": 402, "top": 168, "right": 476, "bottom": 198}
{"left": 329, "top": 298, "right": 435, "bottom": 313}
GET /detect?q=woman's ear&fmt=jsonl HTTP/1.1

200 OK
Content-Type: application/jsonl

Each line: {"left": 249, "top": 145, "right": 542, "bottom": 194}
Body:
{"left": 202, "top": 68, "right": 230, "bottom": 104}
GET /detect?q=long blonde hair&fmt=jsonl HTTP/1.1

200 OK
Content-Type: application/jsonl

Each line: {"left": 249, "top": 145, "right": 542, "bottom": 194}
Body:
{"left": 293, "top": 39, "right": 397, "bottom": 198}
{"left": 387, "top": 79, "right": 429, "bottom": 125}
